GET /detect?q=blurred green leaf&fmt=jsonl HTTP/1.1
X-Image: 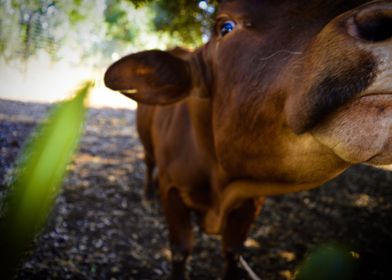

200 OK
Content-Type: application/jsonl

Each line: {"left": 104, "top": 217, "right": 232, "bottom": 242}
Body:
{"left": 295, "top": 243, "right": 359, "bottom": 280}
{"left": 0, "top": 81, "right": 92, "bottom": 279}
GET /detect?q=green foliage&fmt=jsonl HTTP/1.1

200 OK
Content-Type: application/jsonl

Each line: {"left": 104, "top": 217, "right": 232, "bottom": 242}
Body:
{"left": 295, "top": 244, "right": 359, "bottom": 280}
{"left": 0, "top": 0, "right": 218, "bottom": 64}
{"left": 117, "top": 0, "right": 218, "bottom": 46}
{"left": 0, "top": 82, "right": 92, "bottom": 279}
{"left": 128, "top": 0, "right": 153, "bottom": 6}
{"left": 150, "top": 0, "right": 217, "bottom": 45}
{"left": 1, "top": 0, "right": 55, "bottom": 60}
{"left": 105, "top": 0, "right": 139, "bottom": 42}
{"left": 0, "top": 0, "right": 91, "bottom": 61}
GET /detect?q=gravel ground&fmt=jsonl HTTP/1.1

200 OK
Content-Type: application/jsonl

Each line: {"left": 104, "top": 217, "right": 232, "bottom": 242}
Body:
{"left": 0, "top": 98, "right": 391, "bottom": 280}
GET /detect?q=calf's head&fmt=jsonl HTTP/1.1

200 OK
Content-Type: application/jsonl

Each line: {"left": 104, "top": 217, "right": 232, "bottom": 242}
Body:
{"left": 105, "top": 0, "right": 392, "bottom": 178}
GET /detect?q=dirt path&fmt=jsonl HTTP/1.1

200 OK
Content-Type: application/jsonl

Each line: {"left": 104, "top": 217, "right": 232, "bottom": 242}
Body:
{"left": 1, "top": 99, "right": 391, "bottom": 280}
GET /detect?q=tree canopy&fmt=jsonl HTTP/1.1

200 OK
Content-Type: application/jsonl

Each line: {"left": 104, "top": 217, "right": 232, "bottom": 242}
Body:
{"left": 0, "top": 0, "right": 218, "bottom": 67}
{"left": 149, "top": 0, "right": 217, "bottom": 44}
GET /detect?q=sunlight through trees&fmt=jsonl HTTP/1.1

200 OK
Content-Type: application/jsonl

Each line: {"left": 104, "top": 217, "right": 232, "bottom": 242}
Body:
{"left": 0, "top": 0, "right": 218, "bottom": 67}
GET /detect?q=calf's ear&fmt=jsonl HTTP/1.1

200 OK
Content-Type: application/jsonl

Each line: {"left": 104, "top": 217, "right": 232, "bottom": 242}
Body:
{"left": 104, "top": 50, "right": 193, "bottom": 105}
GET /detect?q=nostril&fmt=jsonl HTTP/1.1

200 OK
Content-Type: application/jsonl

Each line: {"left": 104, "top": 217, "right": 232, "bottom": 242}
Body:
{"left": 352, "top": 7, "right": 392, "bottom": 42}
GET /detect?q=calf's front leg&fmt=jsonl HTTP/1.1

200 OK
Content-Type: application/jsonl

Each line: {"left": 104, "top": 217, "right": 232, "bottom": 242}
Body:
{"left": 162, "top": 187, "right": 194, "bottom": 280}
{"left": 221, "top": 198, "right": 265, "bottom": 280}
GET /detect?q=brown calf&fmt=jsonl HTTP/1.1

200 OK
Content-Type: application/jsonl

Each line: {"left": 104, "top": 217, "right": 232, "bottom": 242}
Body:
{"left": 104, "top": 0, "right": 392, "bottom": 279}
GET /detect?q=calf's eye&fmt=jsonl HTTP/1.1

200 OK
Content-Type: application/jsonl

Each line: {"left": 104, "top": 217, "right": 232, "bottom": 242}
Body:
{"left": 220, "top": 20, "right": 236, "bottom": 37}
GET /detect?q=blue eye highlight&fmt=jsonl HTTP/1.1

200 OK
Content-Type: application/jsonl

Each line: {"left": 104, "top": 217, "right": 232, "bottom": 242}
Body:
{"left": 220, "top": 20, "right": 236, "bottom": 37}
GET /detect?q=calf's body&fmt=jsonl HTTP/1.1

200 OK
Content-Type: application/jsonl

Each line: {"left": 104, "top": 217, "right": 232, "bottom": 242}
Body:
{"left": 105, "top": 0, "right": 392, "bottom": 278}
{"left": 137, "top": 99, "right": 214, "bottom": 213}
